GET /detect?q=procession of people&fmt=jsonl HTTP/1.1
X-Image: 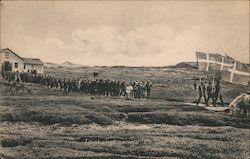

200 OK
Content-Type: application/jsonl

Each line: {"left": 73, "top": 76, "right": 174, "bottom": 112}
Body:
{"left": 1, "top": 69, "right": 247, "bottom": 112}
{"left": 1, "top": 71, "right": 153, "bottom": 100}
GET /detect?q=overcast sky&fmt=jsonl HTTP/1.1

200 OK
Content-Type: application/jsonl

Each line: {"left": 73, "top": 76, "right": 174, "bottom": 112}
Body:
{"left": 1, "top": 1, "right": 249, "bottom": 66}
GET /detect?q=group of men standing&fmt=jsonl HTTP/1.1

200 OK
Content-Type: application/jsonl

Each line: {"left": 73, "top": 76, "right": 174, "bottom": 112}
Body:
{"left": 195, "top": 80, "right": 224, "bottom": 107}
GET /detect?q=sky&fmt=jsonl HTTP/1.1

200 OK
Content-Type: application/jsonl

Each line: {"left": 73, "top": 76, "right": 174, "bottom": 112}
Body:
{"left": 0, "top": 1, "right": 249, "bottom": 66}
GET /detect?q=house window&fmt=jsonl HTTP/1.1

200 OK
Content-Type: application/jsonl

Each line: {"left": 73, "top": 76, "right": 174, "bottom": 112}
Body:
{"left": 24, "top": 64, "right": 26, "bottom": 69}
{"left": 14, "top": 62, "right": 18, "bottom": 68}
{"left": 5, "top": 52, "right": 10, "bottom": 59}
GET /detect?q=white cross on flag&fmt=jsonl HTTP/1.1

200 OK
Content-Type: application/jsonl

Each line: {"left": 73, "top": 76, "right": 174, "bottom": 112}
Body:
{"left": 196, "top": 51, "right": 249, "bottom": 85}
{"left": 221, "top": 61, "right": 250, "bottom": 86}
{"left": 196, "top": 52, "right": 234, "bottom": 71}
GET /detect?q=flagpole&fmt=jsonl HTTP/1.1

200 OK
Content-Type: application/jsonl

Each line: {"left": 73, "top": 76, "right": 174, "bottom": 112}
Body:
{"left": 196, "top": 51, "right": 201, "bottom": 83}
{"left": 212, "top": 60, "right": 215, "bottom": 93}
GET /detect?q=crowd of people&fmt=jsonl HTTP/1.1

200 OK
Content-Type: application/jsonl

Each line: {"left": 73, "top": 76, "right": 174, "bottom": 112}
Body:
{"left": 1, "top": 71, "right": 153, "bottom": 100}
{"left": 194, "top": 79, "right": 224, "bottom": 107}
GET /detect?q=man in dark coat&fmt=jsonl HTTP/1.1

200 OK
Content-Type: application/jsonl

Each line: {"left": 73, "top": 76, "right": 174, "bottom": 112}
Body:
{"left": 196, "top": 82, "right": 207, "bottom": 106}
{"left": 145, "top": 81, "right": 152, "bottom": 98}
{"left": 206, "top": 81, "right": 214, "bottom": 106}
{"left": 213, "top": 81, "right": 224, "bottom": 107}
{"left": 120, "top": 82, "right": 127, "bottom": 96}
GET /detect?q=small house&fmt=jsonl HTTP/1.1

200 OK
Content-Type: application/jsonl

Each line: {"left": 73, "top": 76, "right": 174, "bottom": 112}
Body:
{"left": 23, "top": 58, "right": 44, "bottom": 74}
{"left": 0, "top": 48, "right": 44, "bottom": 74}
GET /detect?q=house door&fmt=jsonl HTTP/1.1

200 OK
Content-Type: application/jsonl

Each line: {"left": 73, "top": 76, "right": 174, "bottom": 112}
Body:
{"left": 3, "top": 61, "right": 12, "bottom": 71}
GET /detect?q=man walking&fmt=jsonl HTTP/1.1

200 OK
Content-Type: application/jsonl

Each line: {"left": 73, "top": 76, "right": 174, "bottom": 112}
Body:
{"left": 213, "top": 81, "right": 224, "bottom": 107}
{"left": 193, "top": 80, "right": 197, "bottom": 90}
{"left": 196, "top": 82, "right": 207, "bottom": 106}
{"left": 145, "top": 80, "right": 152, "bottom": 99}
{"left": 206, "top": 81, "right": 214, "bottom": 106}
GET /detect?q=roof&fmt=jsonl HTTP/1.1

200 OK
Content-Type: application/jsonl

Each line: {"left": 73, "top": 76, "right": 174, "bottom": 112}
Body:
{"left": 23, "top": 58, "right": 44, "bottom": 65}
{"left": 0, "top": 48, "right": 23, "bottom": 59}
{"left": 0, "top": 48, "right": 7, "bottom": 52}
{"left": 0, "top": 48, "right": 43, "bottom": 65}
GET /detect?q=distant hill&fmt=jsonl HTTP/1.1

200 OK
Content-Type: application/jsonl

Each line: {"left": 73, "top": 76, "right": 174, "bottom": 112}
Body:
{"left": 44, "top": 61, "right": 198, "bottom": 69}
{"left": 61, "top": 61, "right": 74, "bottom": 65}
{"left": 60, "top": 61, "right": 83, "bottom": 68}
{"left": 109, "top": 62, "right": 198, "bottom": 69}
{"left": 44, "top": 62, "right": 59, "bottom": 68}
{"left": 167, "top": 62, "right": 198, "bottom": 69}
{"left": 44, "top": 61, "right": 84, "bottom": 68}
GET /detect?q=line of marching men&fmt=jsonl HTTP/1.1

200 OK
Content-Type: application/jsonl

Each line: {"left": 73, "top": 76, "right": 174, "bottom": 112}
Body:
{"left": 2, "top": 71, "right": 153, "bottom": 100}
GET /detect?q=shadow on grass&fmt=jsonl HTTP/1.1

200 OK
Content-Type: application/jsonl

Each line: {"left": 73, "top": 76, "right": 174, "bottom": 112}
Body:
{"left": 126, "top": 112, "right": 250, "bottom": 128}
{"left": 1, "top": 137, "right": 32, "bottom": 147}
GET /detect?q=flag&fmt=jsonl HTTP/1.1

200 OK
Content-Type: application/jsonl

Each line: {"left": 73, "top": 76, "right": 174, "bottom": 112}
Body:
{"left": 208, "top": 53, "right": 223, "bottom": 70}
{"left": 221, "top": 55, "right": 234, "bottom": 71}
{"left": 196, "top": 51, "right": 233, "bottom": 71}
{"left": 196, "top": 51, "right": 249, "bottom": 85}
{"left": 196, "top": 51, "right": 208, "bottom": 71}
{"left": 221, "top": 61, "right": 250, "bottom": 86}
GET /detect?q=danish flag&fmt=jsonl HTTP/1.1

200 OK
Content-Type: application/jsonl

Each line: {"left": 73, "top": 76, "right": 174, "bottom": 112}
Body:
{"left": 196, "top": 51, "right": 249, "bottom": 85}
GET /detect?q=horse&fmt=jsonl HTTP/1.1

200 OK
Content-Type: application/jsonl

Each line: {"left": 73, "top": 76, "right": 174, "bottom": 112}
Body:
{"left": 228, "top": 92, "right": 250, "bottom": 116}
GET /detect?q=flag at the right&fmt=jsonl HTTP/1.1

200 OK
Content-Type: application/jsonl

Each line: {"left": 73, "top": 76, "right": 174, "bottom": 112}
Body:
{"left": 221, "top": 60, "right": 250, "bottom": 86}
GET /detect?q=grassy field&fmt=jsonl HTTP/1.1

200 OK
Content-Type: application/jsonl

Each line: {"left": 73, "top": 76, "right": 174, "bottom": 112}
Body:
{"left": 0, "top": 64, "right": 249, "bottom": 159}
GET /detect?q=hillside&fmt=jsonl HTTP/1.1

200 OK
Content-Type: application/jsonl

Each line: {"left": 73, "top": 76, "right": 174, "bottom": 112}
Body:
{"left": 43, "top": 63, "right": 247, "bottom": 104}
{"left": 168, "top": 62, "right": 198, "bottom": 69}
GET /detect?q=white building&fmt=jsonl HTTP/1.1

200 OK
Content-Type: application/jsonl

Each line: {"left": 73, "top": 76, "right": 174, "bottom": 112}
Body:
{"left": 23, "top": 58, "right": 44, "bottom": 74}
{"left": 0, "top": 48, "right": 44, "bottom": 74}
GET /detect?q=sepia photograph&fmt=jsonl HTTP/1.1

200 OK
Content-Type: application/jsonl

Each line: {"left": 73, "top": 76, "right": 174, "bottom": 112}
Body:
{"left": 0, "top": 0, "right": 249, "bottom": 159}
